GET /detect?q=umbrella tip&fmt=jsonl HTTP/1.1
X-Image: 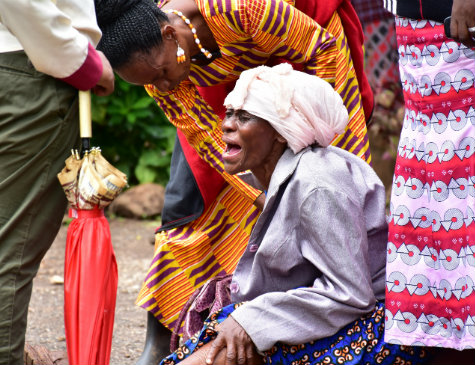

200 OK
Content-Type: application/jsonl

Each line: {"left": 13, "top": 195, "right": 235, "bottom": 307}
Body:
{"left": 71, "top": 149, "right": 81, "bottom": 160}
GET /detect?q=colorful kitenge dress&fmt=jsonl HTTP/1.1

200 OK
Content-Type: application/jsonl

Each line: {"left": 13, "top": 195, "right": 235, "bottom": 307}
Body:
{"left": 136, "top": 0, "right": 372, "bottom": 332}
{"left": 384, "top": 1, "right": 475, "bottom": 350}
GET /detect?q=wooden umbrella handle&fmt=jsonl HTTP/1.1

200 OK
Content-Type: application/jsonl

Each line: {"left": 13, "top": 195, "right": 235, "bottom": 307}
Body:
{"left": 79, "top": 90, "right": 92, "bottom": 139}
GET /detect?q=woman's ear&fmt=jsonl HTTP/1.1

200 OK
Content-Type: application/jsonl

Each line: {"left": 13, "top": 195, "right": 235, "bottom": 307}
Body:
{"left": 276, "top": 134, "right": 287, "bottom": 144}
{"left": 161, "top": 24, "right": 176, "bottom": 41}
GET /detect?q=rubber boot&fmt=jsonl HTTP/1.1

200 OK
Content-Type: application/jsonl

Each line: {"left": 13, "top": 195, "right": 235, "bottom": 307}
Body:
{"left": 136, "top": 312, "right": 172, "bottom": 365}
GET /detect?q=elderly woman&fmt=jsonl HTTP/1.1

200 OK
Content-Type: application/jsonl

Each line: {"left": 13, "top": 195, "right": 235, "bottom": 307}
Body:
{"left": 159, "top": 64, "right": 429, "bottom": 365}
{"left": 96, "top": 1, "right": 374, "bottom": 361}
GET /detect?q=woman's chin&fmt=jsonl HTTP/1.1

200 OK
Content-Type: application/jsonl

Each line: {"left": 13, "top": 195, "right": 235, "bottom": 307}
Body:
{"left": 223, "top": 163, "right": 240, "bottom": 175}
{"left": 223, "top": 147, "right": 247, "bottom": 175}
{"left": 223, "top": 159, "right": 243, "bottom": 176}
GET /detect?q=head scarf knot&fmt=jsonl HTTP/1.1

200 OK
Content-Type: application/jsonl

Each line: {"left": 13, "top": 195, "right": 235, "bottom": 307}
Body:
{"left": 224, "top": 63, "right": 349, "bottom": 153}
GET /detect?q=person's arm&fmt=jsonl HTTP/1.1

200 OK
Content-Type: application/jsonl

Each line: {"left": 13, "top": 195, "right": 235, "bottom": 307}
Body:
{"left": 144, "top": 0, "right": 338, "bottom": 203}
{"left": 0, "top": 0, "right": 113, "bottom": 93}
{"left": 246, "top": 0, "right": 370, "bottom": 161}
{"left": 229, "top": 189, "right": 377, "bottom": 352}
{"left": 244, "top": 0, "right": 338, "bottom": 85}
{"left": 146, "top": 81, "right": 263, "bottom": 204}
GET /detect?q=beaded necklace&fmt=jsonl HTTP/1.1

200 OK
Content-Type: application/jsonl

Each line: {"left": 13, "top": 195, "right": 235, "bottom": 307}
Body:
{"left": 166, "top": 9, "right": 213, "bottom": 60}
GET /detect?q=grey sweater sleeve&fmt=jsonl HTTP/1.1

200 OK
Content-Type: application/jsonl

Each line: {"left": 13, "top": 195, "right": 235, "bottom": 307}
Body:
{"left": 231, "top": 189, "right": 377, "bottom": 351}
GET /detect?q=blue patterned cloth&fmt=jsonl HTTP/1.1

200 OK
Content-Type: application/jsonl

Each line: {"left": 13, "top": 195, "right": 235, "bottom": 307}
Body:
{"left": 161, "top": 302, "right": 430, "bottom": 365}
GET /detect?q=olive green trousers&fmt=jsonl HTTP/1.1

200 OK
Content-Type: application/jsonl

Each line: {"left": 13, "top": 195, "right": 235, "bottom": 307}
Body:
{"left": 0, "top": 51, "right": 80, "bottom": 364}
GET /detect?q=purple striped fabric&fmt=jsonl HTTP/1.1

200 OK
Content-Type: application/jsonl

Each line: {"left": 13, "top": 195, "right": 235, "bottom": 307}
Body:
{"left": 177, "top": 226, "right": 196, "bottom": 240}
{"left": 262, "top": 0, "right": 277, "bottom": 33}
{"left": 147, "top": 266, "right": 181, "bottom": 288}
{"left": 202, "top": 208, "right": 226, "bottom": 232}
{"left": 189, "top": 71, "right": 209, "bottom": 87}
{"left": 168, "top": 225, "right": 186, "bottom": 239}
{"left": 246, "top": 208, "right": 260, "bottom": 227}
{"left": 193, "top": 102, "right": 218, "bottom": 128}
{"left": 208, "top": 216, "right": 232, "bottom": 239}
{"left": 148, "top": 249, "right": 171, "bottom": 269}
{"left": 223, "top": 11, "right": 245, "bottom": 31}
{"left": 269, "top": 1, "right": 287, "bottom": 37}
{"left": 345, "top": 85, "right": 361, "bottom": 112}
{"left": 202, "top": 141, "right": 225, "bottom": 173}
{"left": 208, "top": 222, "right": 236, "bottom": 246}
{"left": 194, "top": 265, "right": 227, "bottom": 286}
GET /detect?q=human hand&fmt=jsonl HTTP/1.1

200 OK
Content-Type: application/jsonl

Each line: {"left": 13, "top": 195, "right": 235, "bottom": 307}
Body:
{"left": 205, "top": 317, "right": 262, "bottom": 365}
{"left": 254, "top": 193, "right": 266, "bottom": 211}
{"left": 450, "top": 0, "right": 475, "bottom": 48}
{"left": 92, "top": 51, "right": 115, "bottom": 96}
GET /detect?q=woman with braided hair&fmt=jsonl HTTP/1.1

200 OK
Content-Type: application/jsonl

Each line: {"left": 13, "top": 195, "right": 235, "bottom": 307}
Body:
{"left": 94, "top": 0, "right": 374, "bottom": 362}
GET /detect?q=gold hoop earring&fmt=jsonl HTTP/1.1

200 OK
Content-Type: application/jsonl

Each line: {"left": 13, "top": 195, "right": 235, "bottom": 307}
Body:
{"left": 176, "top": 41, "right": 186, "bottom": 64}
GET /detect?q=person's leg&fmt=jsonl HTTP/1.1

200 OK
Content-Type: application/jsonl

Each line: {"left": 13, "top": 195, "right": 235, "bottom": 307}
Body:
{"left": 135, "top": 312, "right": 172, "bottom": 365}
{"left": 0, "top": 51, "right": 79, "bottom": 364}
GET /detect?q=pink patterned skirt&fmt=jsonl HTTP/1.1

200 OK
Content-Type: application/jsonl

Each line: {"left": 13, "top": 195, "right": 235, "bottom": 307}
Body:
{"left": 384, "top": 17, "right": 475, "bottom": 350}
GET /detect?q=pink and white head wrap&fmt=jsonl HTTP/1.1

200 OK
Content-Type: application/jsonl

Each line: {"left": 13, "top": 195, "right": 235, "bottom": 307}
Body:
{"left": 224, "top": 63, "right": 349, "bottom": 153}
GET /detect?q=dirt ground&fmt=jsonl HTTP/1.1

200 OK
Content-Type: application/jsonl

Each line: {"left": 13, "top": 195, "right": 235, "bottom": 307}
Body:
{"left": 25, "top": 216, "right": 159, "bottom": 365}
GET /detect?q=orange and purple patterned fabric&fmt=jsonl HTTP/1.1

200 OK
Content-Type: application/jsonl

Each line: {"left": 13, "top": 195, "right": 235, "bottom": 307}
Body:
{"left": 137, "top": 0, "right": 372, "bottom": 330}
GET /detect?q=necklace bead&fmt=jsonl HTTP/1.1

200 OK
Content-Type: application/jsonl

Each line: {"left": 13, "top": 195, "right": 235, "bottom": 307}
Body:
{"left": 166, "top": 9, "right": 213, "bottom": 59}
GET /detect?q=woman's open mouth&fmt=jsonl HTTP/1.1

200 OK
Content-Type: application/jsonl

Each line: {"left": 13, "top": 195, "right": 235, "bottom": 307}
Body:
{"left": 223, "top": 143, "right": 242, "bottom": 161}
{"left": 225, "top": 143, "right": 241, "bottom": 155}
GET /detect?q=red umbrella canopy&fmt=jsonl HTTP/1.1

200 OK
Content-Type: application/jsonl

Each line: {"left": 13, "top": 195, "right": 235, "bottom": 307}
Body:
{"left": 58, "top": 148, "right": 127, "bottom": 365}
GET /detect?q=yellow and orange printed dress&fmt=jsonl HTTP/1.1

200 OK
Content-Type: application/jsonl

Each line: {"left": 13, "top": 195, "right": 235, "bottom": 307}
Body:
{"left": 136, "top": 0, "right": 371, "bottom": 332}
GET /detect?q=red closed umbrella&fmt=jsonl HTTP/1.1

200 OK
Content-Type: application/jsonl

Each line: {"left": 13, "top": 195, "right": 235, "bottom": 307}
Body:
{"left": 58, "top": 90, "right": 127, "bottom": 365}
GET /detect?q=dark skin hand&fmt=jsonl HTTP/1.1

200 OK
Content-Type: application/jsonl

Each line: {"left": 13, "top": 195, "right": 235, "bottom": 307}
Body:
{"left": 92, "top": 51, "right": 115, "bottom": 96}
{"left": 450, "top": 0, "right": 475, "bottom": 48}
{"left": 176, "top": 318, "right": 264, "bottom": 365}
{"left": 205, "top": 317, "right": 263, "bottom": 365}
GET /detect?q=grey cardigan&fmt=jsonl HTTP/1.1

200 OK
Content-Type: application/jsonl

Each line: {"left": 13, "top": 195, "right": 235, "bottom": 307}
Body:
{"left": 230, "top": 146, "right": 388, "bottom": 351}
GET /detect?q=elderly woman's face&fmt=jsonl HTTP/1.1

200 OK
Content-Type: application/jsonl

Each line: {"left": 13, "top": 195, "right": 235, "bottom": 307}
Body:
{"left": 222, "top": 109, "right": 284, "bottom": 176}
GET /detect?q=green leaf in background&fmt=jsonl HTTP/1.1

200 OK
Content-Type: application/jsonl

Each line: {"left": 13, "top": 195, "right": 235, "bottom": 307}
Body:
{"left": 135, "top": 164, "right": 159, "bottom": 184}
{"left": 91, "top": 77, "right": 175, "bottom": 187}
{"left": 132, "top": 97, "right": 154, "bottom": 109}
{"left": 138, "top": 150, "right": 170, "bottom": 167}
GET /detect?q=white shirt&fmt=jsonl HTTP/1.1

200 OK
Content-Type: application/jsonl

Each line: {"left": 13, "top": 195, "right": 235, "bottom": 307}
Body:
{"left": 0, "top": 0, "right": 102, "bottom": 80}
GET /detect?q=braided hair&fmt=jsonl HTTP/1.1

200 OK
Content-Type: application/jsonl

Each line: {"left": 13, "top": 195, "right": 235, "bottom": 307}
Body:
{"left": 95, "top": 0, "right": 169, "bottom": 68}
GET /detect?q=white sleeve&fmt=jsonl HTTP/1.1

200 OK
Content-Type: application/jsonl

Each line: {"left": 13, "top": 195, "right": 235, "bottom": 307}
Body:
{"left": 0, "top": 0, "right": 102, "bottom": 78}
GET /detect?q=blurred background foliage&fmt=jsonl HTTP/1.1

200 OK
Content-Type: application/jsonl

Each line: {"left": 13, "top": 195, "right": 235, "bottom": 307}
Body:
{"left": 91, "top": 77, "right": 175, "bottom": 186}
